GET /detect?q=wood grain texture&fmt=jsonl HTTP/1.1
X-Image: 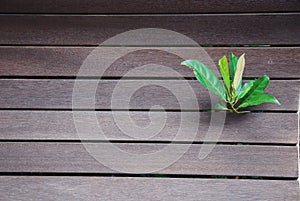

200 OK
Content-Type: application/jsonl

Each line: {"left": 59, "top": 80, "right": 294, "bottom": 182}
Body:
{"left": 0, "top": 79, "right": 298, "bottom": 111}
{"left": 0, "top": 142, "right": 297, "bottom": 177}
{"left": 0, "top": 177, "right": 299, "bottom": 201}
{"left": 1, "top": 0, "right": 300, "bottom": 13}
{"left": 1, "top": 47, "right": 299, "bottom": 78}
{"left": 1, "top": 1, "right": 299, "bottom": 198}
{"left": 0, "top": 111, "right": 298, "bottom": 144}
{"left": 0, "top": 14, "right": 299, "bottom": 45}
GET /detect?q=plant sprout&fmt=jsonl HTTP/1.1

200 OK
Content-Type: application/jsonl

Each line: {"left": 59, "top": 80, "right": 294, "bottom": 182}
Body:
{"left": 181, "top": 53, "right": 281, "bottom": 114}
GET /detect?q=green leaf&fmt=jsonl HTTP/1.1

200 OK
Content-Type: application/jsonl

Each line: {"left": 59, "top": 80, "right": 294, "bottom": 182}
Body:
{"left": 218, "top": 56, "right": 230, "bottom": 93}
{"left": 239, "top": 75, "right": 270, "bottom": 102}
{"left": 193, "top": 70, "right": 207, "bottom": 88}
{"left": 237, "top": 75, "right": 281, "bottom": 109}
{"left": 229, "top": 53, "right": 238, "bottom": 80}
{"left": 214, "top": 102, "right": 228, "bottom": 110}
{"left": 238, "top": 93, "right": 281, "bottom": 109}
{"left": 181, "top": 60, "right": 227, "bottom": 101}
{"left": 236, "top": 82, "right": 254, "bottom": 100}
{"left": 233, "top": 53, "right": 245, "bottom": 90}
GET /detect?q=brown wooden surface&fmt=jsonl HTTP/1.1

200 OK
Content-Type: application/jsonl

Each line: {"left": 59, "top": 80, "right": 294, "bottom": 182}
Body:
{"left": 2, "top": 0, "right": 300, "bottom": 14}
{"left": 1, "top": 47, "right": 299, "bottom": 78}
{"left": 1, "top": 0, "right": 299, "bottom": 198}
{"left": 1, "top": 14, "right": 300, "bottom": 45}
{"left": 0, "top": 79, "right": 298, "bottom": 111}
{"left": 0, "top": 142, "right": 297, "bottom": 177}
{"left": 0, "top": 111, "right": 297, "bottom": 144}
{"left": 0, "top": 177, "right": 299, "bottom": 201}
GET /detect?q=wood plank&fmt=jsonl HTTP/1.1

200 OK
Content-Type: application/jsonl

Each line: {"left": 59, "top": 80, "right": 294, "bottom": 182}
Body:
{"left": 0, "top": 14, "right": 299, "bottom": 45}
{"left": 0, "top": 111, "right": 297, "bottom": 144}
{"left": 1, "top": 47, "right": 299, "bottom": 78}
{"left": 0, "top": 79, "right": 298, "bottom": 111}
{"left": 0, "top": 142, "right": 297, "bottom": 177}
{"left": 0, "top": 177, "right": 299, "bottom": 201}
{"left": 1, "top": 0, "right": 299, "bottom": 13}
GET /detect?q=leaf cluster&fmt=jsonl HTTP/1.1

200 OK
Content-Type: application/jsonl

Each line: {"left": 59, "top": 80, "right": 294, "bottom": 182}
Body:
{"left": 181, "top": 53, "right": 280, "bottom": 113}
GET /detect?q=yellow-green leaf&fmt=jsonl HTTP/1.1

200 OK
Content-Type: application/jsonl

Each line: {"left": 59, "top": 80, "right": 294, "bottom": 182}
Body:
{"left": 233, "top": 53, "right": 245, "bottom": 90}
{"left": 218, "top": 56, "right": 230, "bottom": 93}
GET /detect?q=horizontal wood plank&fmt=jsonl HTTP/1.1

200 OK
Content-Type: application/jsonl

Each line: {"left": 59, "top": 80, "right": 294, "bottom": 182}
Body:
{"left": 0, "top": 111, "right": 297, "bottom": 144}
{"left": 0, "top": 142, "right": 297, "bottom": 177}
{"left": 1, "top": 47, "right": 299, "bottom": 78}
{"left": 1, "top": 0, "right": 300, "bottom": 13}
{"left": 0, "top": 177, "right": 299, "bottom": 201}
{"left": 0, "top": 79, "right": 298, "bottom": 111}
{"left": 0, "top": 14, "right": 299, "bottom": 45}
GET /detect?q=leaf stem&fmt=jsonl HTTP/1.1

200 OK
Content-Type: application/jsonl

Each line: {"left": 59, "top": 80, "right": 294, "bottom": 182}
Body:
{"left": 230, "top": 102, "right": 249, "bottom": 114}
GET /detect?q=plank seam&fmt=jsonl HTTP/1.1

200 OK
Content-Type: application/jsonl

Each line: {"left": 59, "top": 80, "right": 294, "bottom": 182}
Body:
{"left": 0, "top": 139, "right": 296, "bottom": 146}
{"left": 0, "top": 108, "right": 297, "bottom": 113}
{"left": 297, "top": 104, "right": 300, "bottom": 183}
{"left": 0, "top": 172, "right": 297, "bottom": 180}
{"left": 0, "top": 12, "right": 300, "bottom": 16}
{"left": 0, "top": 76, "right": 299, "bottom": 80}
{"left": 0, "top": 11, "right": 300, "bottom": 15}
{"left": 1, "top": 44, "right": 300, "bottom": 48}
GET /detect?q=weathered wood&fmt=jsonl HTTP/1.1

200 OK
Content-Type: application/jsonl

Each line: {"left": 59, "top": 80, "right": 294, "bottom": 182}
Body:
{"left": 0, "top": 177, "right": 299, "bottom": 201}
{"left": 0, "top": 1, "right": 299, "bottom": 198}
{"left": 1, "top": 0, "right": 299, "bottom": 13}
{"left": 0, "top": 14, "right": 299, "bottom": 45}
{"left": 0, "top": 79, "right": 298, "bottom": 111}
{"left": 1, "top": 47, "right": 299, "bottom": 78}
{"left": 0, "top": 111, "right": 297, "bottom": 144}
{"left": 0, "top": 142, "right": 297, "bottom": 177}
